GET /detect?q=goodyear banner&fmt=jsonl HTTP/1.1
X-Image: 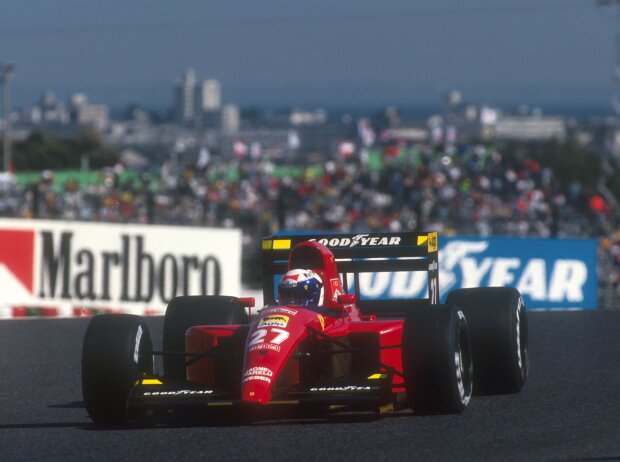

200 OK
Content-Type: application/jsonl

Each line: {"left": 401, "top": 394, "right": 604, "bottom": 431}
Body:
{"left": 0, "top": 218, "right": 241, "bottom": 315}
{"left": 352, "top": 236, "right": 598, "bottom": 310}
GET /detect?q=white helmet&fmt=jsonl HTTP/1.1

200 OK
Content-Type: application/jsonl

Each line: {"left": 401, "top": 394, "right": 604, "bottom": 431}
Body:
{"left": 277, "top": 269, "right": 324, "bottom": 307}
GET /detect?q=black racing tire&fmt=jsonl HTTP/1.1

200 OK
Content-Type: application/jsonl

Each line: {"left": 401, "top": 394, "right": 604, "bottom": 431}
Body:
{"left": 162, "top": 295, "right": 249, "bottom": 381}
{"left": 402, "top": 304, "right": 473, "bottom": 415}
{"left": 82, "top": 314, "right": 153, "bottom": 426}
{"left": 446, "top": 287, "right": 528, "bottom": 395}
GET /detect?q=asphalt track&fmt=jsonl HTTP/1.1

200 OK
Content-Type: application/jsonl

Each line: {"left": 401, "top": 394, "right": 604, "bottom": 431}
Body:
{"left": 1, "top": 311, "right": 620, "bottom": 462}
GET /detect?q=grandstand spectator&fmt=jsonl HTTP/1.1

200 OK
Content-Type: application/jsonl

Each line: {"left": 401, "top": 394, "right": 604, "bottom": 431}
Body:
{"left": 2, "top": 142, "right": 618, "bottom": 303}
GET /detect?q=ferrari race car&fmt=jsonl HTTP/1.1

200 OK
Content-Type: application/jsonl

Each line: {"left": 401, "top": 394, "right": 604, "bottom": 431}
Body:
{"left": 81, "top": 231, "right": 528, "bottom": 425}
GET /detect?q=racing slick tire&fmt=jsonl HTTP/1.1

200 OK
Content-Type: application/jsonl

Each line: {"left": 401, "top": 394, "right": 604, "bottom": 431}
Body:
{"left": 162, "top": 295, "right": 249, "bottom": 381}
{"left": 446, "top": 287, "right": 528, "bottom": 395}
{"left": 402, "top": 304, "right": 473, "bottom": 415}
{"left": 82, "top": 314, "right": 153, "bottom": 426}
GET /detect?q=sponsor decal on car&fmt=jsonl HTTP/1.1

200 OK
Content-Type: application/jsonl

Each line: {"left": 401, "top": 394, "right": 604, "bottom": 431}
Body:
{"left": 309, "top": 385, "right": 379, "bottom": 392}
{"left": 428, "top": 232, "right": 438, "bottom": 252}
{"left": 143, "top": 389, "right": 214, "bottom": 396}
{"left": 249, "top": 342, "right": 281, "bottom": 353}
{"left": 258, "top": 314, "right": 289, "bottom": 328}
{"left": 310, "top": 234, "right": 401, "bottom": 248}
{"left": 243, "top": 366, "right": 274, "bottom": 384}
{"left": 262, "top": 307, "right": 298, "bottom": 316}
{"left": 330, "top": 278, "right": 343, "bottom": 302}
{"left": 244, "top": 366, "right": 273, "bottom": 378}
{"left": 243, "top": 376, "right": 271, "bottom": 384}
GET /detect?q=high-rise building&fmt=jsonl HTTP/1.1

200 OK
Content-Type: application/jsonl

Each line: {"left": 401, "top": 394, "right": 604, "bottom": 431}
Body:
{"left": 174, "top": 69, "right": 196, "bottom": 125}
{"left": 221, "top": 104, "right": 240, "bottom": 134}
{"left": 199, "top": 79, "right": 221, "bottom": 112}
{"left": 77, "top": 104, "right": 109, "bottom": 131}
{"left": 194, "top": 79, "right": 221, "bottom": 128}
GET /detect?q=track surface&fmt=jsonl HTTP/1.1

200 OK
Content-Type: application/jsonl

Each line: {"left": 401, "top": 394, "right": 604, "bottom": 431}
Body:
{"left": 1, "top": 311, "right": 620, "bottom": 461}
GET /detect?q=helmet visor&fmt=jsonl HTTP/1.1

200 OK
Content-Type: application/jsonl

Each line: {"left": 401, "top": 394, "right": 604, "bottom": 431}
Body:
{"left": 278, "top": 285, "right": 316, "bottom": 306}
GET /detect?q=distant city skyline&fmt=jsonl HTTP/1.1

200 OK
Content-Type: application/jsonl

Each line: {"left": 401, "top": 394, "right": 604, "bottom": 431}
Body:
{"left": 11, "top": 80, "right": 613, "bottom": 119}
{"left": 0, "top": 0, "right": 617, "bottom": 115}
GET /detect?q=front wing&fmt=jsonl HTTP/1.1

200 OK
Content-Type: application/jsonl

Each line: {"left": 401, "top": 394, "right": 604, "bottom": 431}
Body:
{"left": 127, "top": 373, "right": 395, "bottom": 421}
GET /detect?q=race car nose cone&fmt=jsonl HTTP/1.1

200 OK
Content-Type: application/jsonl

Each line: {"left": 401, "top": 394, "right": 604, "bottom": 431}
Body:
{"left": 242, "top": 379, "right": 271, "bottom": 405}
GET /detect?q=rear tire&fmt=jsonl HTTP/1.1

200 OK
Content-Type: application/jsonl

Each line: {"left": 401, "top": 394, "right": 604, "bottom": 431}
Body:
{"left": 446, "top": 287, "right": 528, "bottom": 395}
{"left": 162, "top": 295, "right": 249, "bottom": 380}
{"left": 82, "top": 314, "right": 153, "bottom": 426}
{"left": 402, "top": 304, "right": 473, "bottom": 415}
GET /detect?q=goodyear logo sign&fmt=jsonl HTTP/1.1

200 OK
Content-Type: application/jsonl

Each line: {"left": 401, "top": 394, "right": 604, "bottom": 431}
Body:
{"left": 348, "top": 236, "right": 598, "bottom": 310}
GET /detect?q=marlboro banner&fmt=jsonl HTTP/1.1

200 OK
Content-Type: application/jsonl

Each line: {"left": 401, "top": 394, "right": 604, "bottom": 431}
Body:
{"left": 0, "top": 218, "right": 241, "bottom": 317}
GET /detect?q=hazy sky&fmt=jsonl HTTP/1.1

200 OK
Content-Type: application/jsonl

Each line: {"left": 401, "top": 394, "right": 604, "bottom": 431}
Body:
{"left": 0, "top": 0, "right": 616, "bottom": 111}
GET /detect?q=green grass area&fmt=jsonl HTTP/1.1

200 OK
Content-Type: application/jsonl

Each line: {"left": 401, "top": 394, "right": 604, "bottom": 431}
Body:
{"left": 12, "top": 149, "right": 415, "bottom": 189}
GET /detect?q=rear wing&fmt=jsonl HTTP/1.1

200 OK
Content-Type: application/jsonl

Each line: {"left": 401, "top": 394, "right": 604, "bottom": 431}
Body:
{"left": 261, "top": 232, "right": 439, "bottom": 316}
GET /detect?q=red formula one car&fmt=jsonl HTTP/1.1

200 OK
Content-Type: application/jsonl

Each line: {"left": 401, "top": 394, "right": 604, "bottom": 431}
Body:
{"left": 82, "top": 231, "right": 528, "bottom": 425}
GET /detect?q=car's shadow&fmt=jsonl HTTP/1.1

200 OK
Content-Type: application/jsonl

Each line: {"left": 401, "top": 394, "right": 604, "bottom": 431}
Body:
{"left": 48, "top": 401, "right": 85, "bottom": 409}
{"left": 0, "top": 401, "right": 415, "bottom": 431}
{"left": 0, "top": 402, "right": 90, "bottom": 430}
{"left": 0, "top": 421, "right": 90, "bottom": 430}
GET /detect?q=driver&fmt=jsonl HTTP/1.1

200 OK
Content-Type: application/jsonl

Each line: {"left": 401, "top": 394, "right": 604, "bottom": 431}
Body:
{"left": 277, "top": 269, "right": 324, "bottom": 307}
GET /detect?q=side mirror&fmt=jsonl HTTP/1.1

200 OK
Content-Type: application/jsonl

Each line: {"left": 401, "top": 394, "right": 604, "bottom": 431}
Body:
{"left": 337, "top": 294, "right": 356, "bottom": 304}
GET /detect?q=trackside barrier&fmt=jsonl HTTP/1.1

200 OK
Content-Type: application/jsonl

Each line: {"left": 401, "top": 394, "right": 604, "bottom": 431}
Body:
{"left": 349, "top": 236, "right": 598, "bottom": 310}
{"left": 0, "top": 304, "right": 165, "bottom": 319}
{"left": 265, "top": 232, "right": 597, "bottom": 310}
{"left": 0, "top": 286, "right": 265, "bottom": 319}
{"left": 0, "top": 218, "right": 242, "bottom": 318}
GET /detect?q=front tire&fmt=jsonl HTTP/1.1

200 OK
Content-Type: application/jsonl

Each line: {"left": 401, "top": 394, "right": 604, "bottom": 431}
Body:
{"left": 402, "top": 304, "right": 473, "bottom": 415}
{"left": 446, "top": 287, "right": 528, "bottom": 395}
{"left": 82, "top": 314, "right": 153, "bottom": 425}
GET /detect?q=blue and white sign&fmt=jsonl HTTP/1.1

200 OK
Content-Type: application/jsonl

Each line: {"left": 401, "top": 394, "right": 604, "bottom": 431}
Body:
{"left": 351, "top": 236, "right": 598, "bottom": 310}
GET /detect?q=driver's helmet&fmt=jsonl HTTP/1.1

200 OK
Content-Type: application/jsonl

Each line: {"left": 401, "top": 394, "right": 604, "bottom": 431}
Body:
{"left": 277, "top": 269, "right": 324, "bottom": 307}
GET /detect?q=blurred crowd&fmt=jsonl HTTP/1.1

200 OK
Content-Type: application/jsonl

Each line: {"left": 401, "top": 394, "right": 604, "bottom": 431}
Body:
{"left": 0, "top": 143, "right": 619, "bottom": 303}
